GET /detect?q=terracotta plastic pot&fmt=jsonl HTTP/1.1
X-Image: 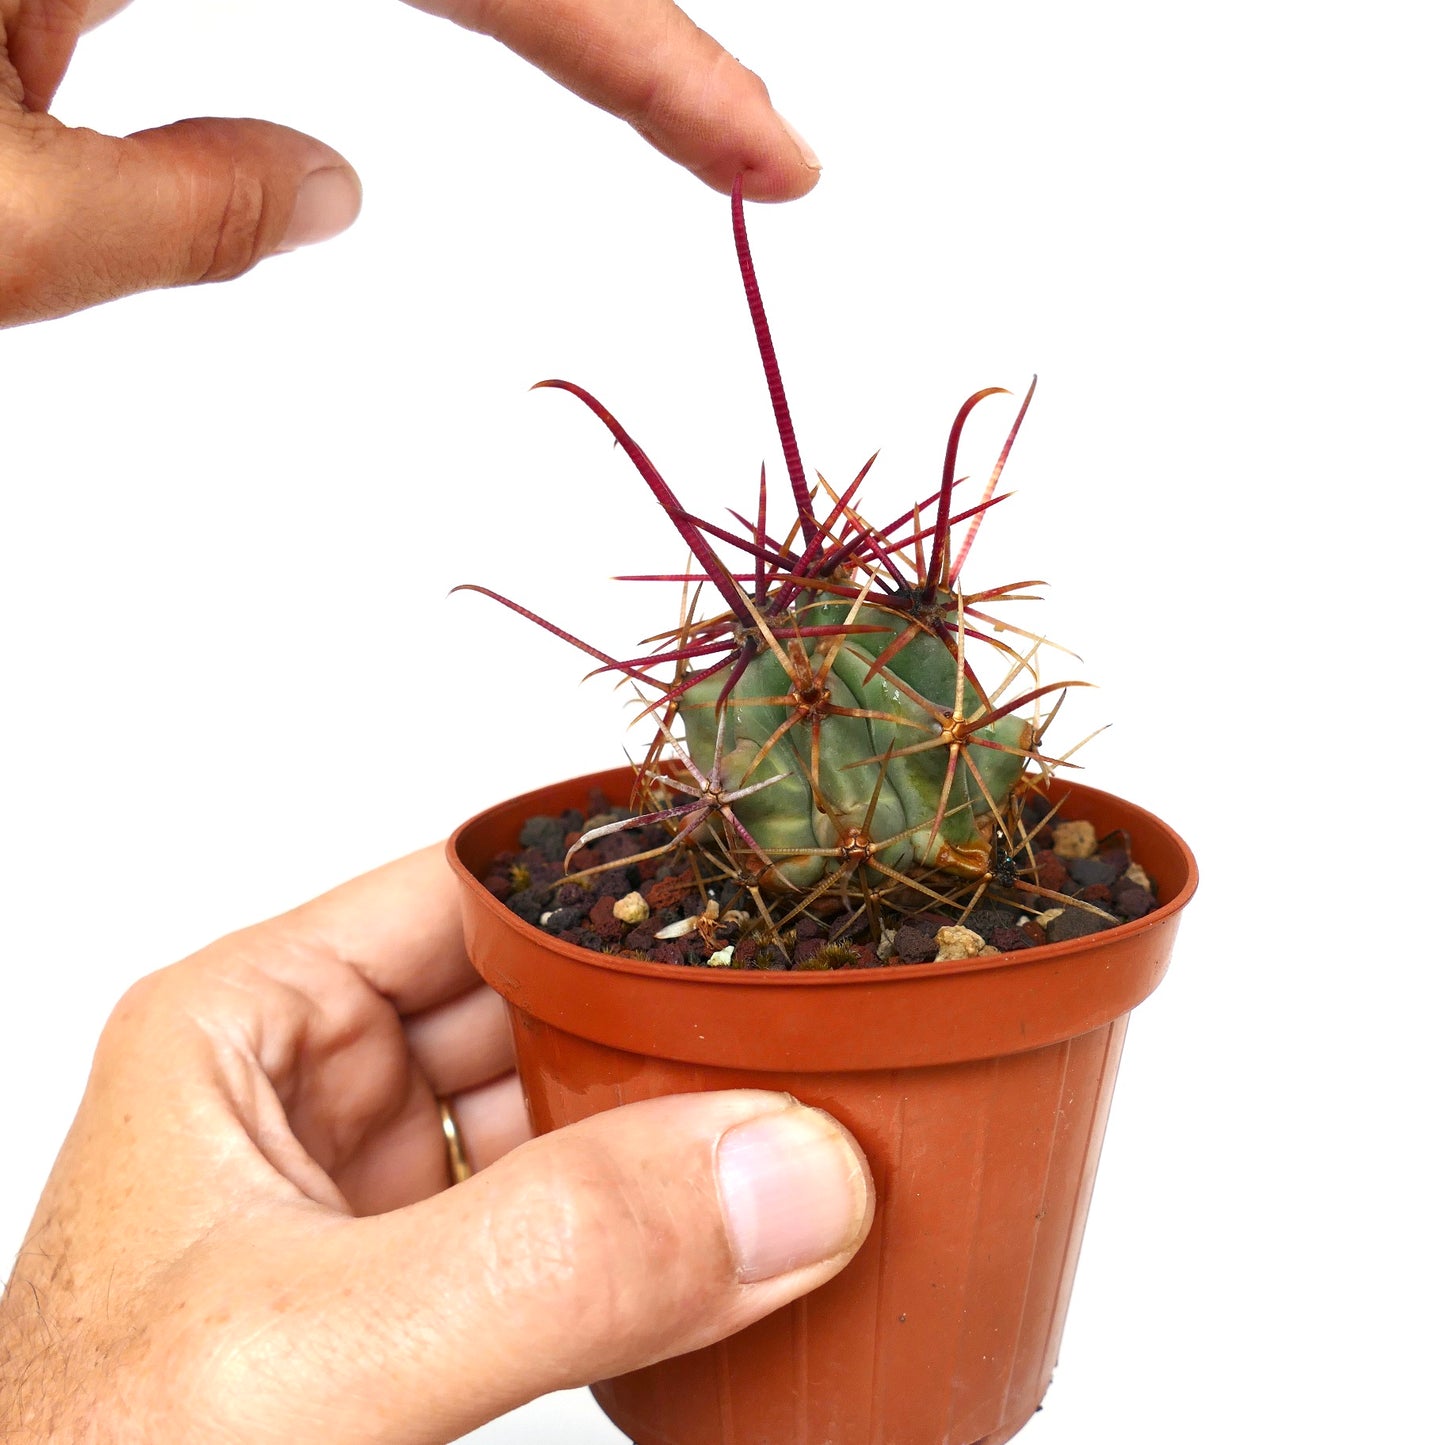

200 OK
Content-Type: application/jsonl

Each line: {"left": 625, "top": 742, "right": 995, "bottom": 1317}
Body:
{"left": 448, "top": 767, "right": 1197, "bottom": 1445}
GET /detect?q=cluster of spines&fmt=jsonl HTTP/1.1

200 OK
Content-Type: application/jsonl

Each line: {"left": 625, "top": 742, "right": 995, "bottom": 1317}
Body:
{"left": 459, "top": 178, "right": 1091, "bottom": 948}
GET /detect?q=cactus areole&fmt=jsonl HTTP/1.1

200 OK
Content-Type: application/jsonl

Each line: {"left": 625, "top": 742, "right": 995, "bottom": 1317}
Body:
{"left": 460, "top": 179, "right": 1089, "bottom": 950}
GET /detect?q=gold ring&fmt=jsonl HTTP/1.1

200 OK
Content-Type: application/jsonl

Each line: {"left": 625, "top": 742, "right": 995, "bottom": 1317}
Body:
{"left": 438, "top": 1096, "right": 474, "bottom": 1186}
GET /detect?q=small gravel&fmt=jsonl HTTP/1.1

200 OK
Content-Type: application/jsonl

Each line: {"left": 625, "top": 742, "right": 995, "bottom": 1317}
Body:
{"left": 492, "top": 803, "right": 1162, "bottom": 970}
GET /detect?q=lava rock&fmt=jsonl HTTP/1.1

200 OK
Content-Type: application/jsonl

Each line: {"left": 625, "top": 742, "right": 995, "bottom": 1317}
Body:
{"left": 1110, "top": 873, "right": 1153, "bottom": 903}
{"left": 518, "top": 816, "right": 568, "bottom": 861}
{"left": 893, "top": 924, "right": 939, "bottom": 963}
{"left": 794, "top": 938, "right": 828, "bottom": 968}
{"left": 553, "top": 881, "right": 591, "bottom": 910}
{"left": 597, "top": 833, "right": 641, "bottom": 865}
{"left": 517, "top": 853, "right": 563, "bottom": 888}
{"left": 506, "top": 886, "right": 549, "bottom": 925}
{"left": 1111, "top": 886, "right": 1158, "bottom": 921}
{"left": 561, "top": 846, "right": 599, "bottom": 874}
{"left": 1030, "top": 849, "right": 1071, "bottom": 894}
{"left": 679, "top": 932, "right": 710, "bottom": 965}
{"left": 962, "top": 906, "right": 1015, "bottom": 937}
{"left": 1067, "top": 855, "right": 1120, "bottom": 889}
{"left": 914, "top": 911, "right": 955, "bottom": 934}
{"left": 1097, "top": 847, "right": 1132, "bottom": 879}
{"left": 1022, "top": 797, "right": 1053, "bottom": 834}
{"left": 634, "top": 855, "right": 664, "bottom": 882}
{"left": 540, "top": 905, "right": 586, "bottom": 935}
{"left": 588, "top": 897, "right": 628, "bottom": 942}
{"left": 624, "top": 919, "right": 668, "bottom": 951}
{"left": 645, "top": 874, "right": 697, "bottom": 911}
{"left": 1046, "top": 907, "right": 1116, "bottom": 944}
{"left": 986, "top": 925, "right": 1038, "bottom": 952}
{"left": 595, "top": 867, "right": 634, "bottom": 899}
{"left": 831, "top": 910, "right": 870, "bottom": 942}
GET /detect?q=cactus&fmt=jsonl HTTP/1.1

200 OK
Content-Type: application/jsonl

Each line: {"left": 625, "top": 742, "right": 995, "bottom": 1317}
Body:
{"left": 461, "top": 180, "right": 1086, "bottom": 948}
{"left": 676, "top": 595, "right": 1038, "bottom": 892}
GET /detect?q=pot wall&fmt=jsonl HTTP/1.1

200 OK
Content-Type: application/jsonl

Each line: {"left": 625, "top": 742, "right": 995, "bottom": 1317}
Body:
{"left": 449, "top": 769, "right": 1197, "bottom": 1445}
{"left": 520, "top": 1013, "right": 1127, "bottom": 1445}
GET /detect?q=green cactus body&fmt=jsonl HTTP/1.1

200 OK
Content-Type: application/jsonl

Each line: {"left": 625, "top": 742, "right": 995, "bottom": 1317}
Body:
{"left": 678, "top": 594, "right": 1032, "bottom": 891}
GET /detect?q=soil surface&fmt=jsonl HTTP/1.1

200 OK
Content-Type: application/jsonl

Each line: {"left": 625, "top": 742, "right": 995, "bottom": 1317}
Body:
{"left": 484, "top": 788, "right": 1160, "bottom": 971}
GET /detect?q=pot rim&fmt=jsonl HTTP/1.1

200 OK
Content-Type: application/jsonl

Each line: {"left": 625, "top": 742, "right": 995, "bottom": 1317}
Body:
{"left": 447, "top": 767, "right": 1198, "bottom": 991}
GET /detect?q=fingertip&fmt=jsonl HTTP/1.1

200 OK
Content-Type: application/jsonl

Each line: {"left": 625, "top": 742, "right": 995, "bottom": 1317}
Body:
{"left": 464, "top": 0, "right": 822, "bottom": 205}
{"left": 735, "top": 158, "right": 823, "bottom": 204}
{"left": 696, "top": 121, "right": 823, "bottom": 204}
{"left": 276, "top": 163, "right": 364, "bottom": 253}
{"left": 697, "top": 159, "right": 819, "bottom": 204}
{"left": 716, "top": 1101, "right": 873, "bottom": 1284}
{"left": 776, "top": 113, "right": 823, "bottom": 182}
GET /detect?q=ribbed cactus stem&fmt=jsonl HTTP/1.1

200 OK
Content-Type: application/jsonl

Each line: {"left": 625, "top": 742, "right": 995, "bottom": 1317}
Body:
{"left": 678, "top": 595, "right": 1033, "bottom": 891}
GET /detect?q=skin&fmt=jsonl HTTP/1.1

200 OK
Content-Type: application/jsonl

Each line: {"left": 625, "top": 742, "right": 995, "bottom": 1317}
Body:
{"left": 0, "top": 846, "right": 874, "bottom": 1443}
{"left": 0, "top": 0, "right": 821, "bottom": 326}
{"left": 1, "top": 4, "right": 859, "bottom": 1437}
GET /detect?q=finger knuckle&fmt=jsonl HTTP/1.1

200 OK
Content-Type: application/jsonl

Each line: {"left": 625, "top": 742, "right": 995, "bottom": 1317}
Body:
{"left": 477, "top": 1136, "right": 690, "bottom": 1340}
{"left": 0, "top": 122, "right": 87, "bottom": 320}
{"left": 187, "top": 165, "right": 270, "bottom": 283}
{"left": 99, "top": 950, "right": 233, "bottom": 1051}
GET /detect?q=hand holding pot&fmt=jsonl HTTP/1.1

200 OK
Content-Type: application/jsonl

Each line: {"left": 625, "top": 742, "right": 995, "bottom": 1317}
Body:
{"left": 0, "top": 845, "right": 873, "bottom": 1444}
{"left": 0, "top": 0, "right": 820, "bottom": 327}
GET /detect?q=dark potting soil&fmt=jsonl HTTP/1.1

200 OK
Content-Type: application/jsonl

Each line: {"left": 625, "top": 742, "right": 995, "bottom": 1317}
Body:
{"left": 484, "top": 789, "right": 1160, "bottom": 971}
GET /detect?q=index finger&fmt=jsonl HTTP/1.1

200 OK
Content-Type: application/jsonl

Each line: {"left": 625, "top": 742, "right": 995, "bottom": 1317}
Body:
{"left": 407, "top": 0, "right": 821, "bottom": 199}
{"left": 278, "top": 842, "right": 480, "bottom": 1014}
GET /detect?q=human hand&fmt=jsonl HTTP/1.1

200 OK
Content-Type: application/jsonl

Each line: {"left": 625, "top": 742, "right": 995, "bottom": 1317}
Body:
{"left": 0, "top": 0, "right": 820, "bottom": 327}
{"left": 0, "top": 845, "right": 873, "bottom": 1444}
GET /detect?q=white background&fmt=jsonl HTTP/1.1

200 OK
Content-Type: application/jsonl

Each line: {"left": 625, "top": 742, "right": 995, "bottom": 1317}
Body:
{"left": 3, "top": 1, "right": 1440, "bottom": 1440}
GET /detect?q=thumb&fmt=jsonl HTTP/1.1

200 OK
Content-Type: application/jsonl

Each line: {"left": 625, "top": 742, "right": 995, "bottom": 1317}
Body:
{"left": 0, "top": 113, "right": 361, "bottom": 326}
{"left": 188, "top": 1091, "right": 874, "bottom": 1444}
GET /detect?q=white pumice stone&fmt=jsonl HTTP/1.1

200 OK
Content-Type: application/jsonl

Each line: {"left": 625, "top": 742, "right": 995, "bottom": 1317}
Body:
{"left": 613, "top": 892, "right": 650, "bottom": 924}
{"left": 1052, "top": 820, "right": 1098, "bottom": 860}
{"left": 933, "top": 926, "right": 987, "bottom": 962}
